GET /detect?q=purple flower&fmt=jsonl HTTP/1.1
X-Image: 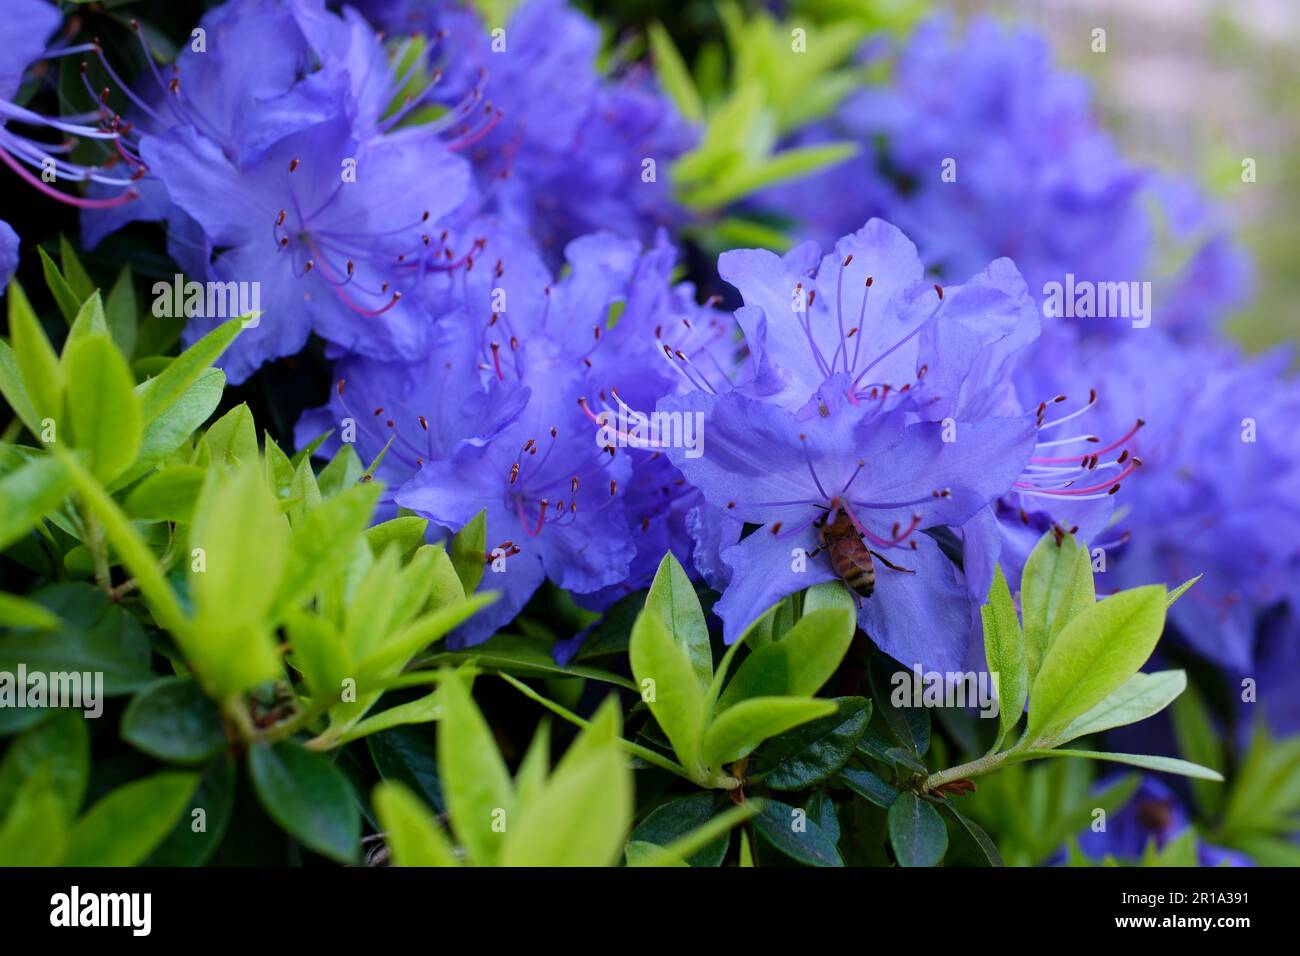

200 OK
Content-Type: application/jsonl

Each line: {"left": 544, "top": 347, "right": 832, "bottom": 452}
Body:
{"left": 658, "top": 219, "right": 1040, "bottom": 669}
{"left": 352, "top": 0, "right": 694, "bottom": 257}
{"left": 1, "top": 0, "right": 144, "bottom": 223}
{"left": 0, "top": 220, "right": 17, "bottom": 286}
{"left": 1073, "top": 776, "right": 1252, "bottom": 866}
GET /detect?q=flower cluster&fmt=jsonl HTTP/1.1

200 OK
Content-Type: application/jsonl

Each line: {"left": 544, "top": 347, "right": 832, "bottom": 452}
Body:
{"left": 4, "top": 1, "right": 1295, "bottom": 691}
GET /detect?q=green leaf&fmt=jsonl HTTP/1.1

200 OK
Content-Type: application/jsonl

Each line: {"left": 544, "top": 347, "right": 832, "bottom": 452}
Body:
{"left": 752, "top": 797, "right": 843, "bottom": 867}
{"left": 1020, "top": 531, "right": 1096, "bottom": 679}
{"left": 8, "top": 279, "right": 64, "bottom": 425}
{"left": 1169, "top": 683, "right": 1224, "bottom": 817}
{"left": 628, "top": 792, "right": 728, "bottom": 867}
{"left": 940, "top": 802, "right": 1004, "bottom": 867}
{"left": 64, "top": 333, "right": 141, "bottom": 482}
{"left": 748, "top": 696, "right": 871, "bottom": 789}
{"left": 1051, "top": 670, "right": 1187, "bottom": 747}
{"left": 0, "top": 336, "right": 41, "bottom": 434}
{"left": 1025, "top": 585, "right": 1166, "bottom": 743}
{"left": 373, "top": 780, "right": 459, "bottom": 866}
{"left": 331, "top": 691, "right": 441, "bottom": 745}
{"left": 146, "top": 756, "right": 235, "bottom": 866}
{"left": 104, "top": 266, "right": 137, "bottom": 358}
{"left": 868, "top": 654, "right": 930, "bottom": 756}
{"left": 0, "top": 592, "right": 60, "bottom": 630}
{"left": 629, "top": 800, "right": 762, "bottom": 868}
{"left": 124, "top": 465, "right": 206, "bottom": 523}
{"left": 437, "top": 668, "right": 514, "bottom": 865}
{"left": 702, "top": 696, "right": 836, "bottom": 770}
{"left": 62, "top": 292, "right": 107, "bottom": 354}
{"left": 120, "top": 677, "right": 226, "bottom": 764}
{"left": 64, "top": 772, "right": 199, "bottom": 866}
{"left": 275, "top": 481, "right": 382, "bottom": 615}
{"left": 0, "top": 767, "right": 69, "bottom": 866}
{"left": 0, "top": 710, "right": 89, "bottom": 819}
{"left": 187, "top": 462, "right": 288, "bottom": 696}
{"left": 367, "top": 726, "right": 444, "bottom": 812}
{"left": 37, "top": 248, "right": 80, "bottom": 325}
{"left": 449, "top": 509, "right": 487, "bottom": 594}
{"left": 136, "top": 317, "right": 241, "bottom": 426}
{"left": 982, "top": 565, "right": 1026, "bottom": 749}
{"left": 887, "top": 791, "right": 947, "bottom": 867}
{"left": 0, "top": 600, "right": 154, "bottom": 696}
{"left": 645, "top": 552, "right": 712, "bottom": 689}
{"left": 717, "top": 606, "right": 854, "bottom": 710}
{"left": 628, "top": 602, "right": 707, "bottom": 776}
{"left": 200, "top": 403, "right": 258, "bottom": 464}
{"left": 1008, "top": 748, "right": 1224, "bottom": 781}
{"left": 249, "top": 742, "right": 359, "bottom": 863}
{"left": 1166, "top": 574, "right": 1201, "bottom": 607}
{"left": 838, "top": 767, "right": 899, "bottom": 809}
{"left": 365, "top": 515, "right": 428, "bottom": 555}
{"left": 502, "top": 697, "right": 631, "bottom": 866}
{"left": 119, "top": 366, "right": 225, "bottom": 485}
{"left": 648, "top": 21, "right": 704, "bottom": 124}
{"left": 54, "top": 448, "right": 187, "bottom": 636}
{"left": 58, "top": 236, "right": 95, "bottom": 303}
{"left": 0, "top": 454, "right": 69, "bottom": 550}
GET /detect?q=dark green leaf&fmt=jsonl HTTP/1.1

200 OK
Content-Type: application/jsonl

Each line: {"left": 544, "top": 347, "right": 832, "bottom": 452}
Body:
{"left": 121, "top": 677, "right": 226, "bottom": 764}
{"left": 887, "top": 791, "right": 947, "bottom": 867}
{"left": 752, "top": 797, "right": 843, "bottom": 867}
{"left": 249, "top": 741, "right": 360, "bottom": 863}
{"left": 628, "top": 792, "right": 728, "bottom": 867}
{"left": 750, "top": 696, "right": 871, "bottom": 789}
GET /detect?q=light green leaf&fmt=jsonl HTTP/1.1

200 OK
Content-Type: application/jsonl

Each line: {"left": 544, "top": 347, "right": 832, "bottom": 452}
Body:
{"left": 200, "top": 403, "right": 257, "bottom": 464}
{"left": 0, "top": 454, "right": 69, "bottom": 551}
{"left": 372, "top": 780, "right": 459, "bottom": 866}
{"left": 187, "top": 462, "right": 288, "bottom": 696}
{"left": 62, "top": 292, "right": 107, "bottom": 355}
{"left": 701, "top": 696, "right": 836, "bottom": 769}
{"left": 502, "top": 697, "right": 631, "bottom": 866}
{"left": 1009, "top": 748, "right": 1223, "bottom": 781}
{"left": 124, "top": 465, "right": 206, "bottom": 523}
{"left": 1020, "top": 531, "right": 1096, "bottom": 679}
{"left": 64, "top": 333, "right": 141, "bottom": 482}
{"left": 0, "top": 592, "right": 60, "bottom": 630}
{"left": 8, "top": 279, "right": 64, "bottom": 426}
{"left": 331, "top": 691, "right": 442, "bottom": 746}
{"left": 275, "top": 481, "right": 383, "bottom": 616}
{"left": 0, "top": 767, "right": 69, "bottom": 865}
{"left": 58, "top": 236, "right": 95, "bottom": 303}
{"left": 982, "top": 564, "right": 1026, "bottom": 749}
{"left": 37, "top": 248, "right": 80, "bottom": 325}
{"left": 365, "top": 515, "right": 428, "bottom": 556}
{"left": 449, "top": 510, "right": 486, "bottom": 595}
{"left": 648, "top": 21, "right": 704, "bottom": 124}
{"left": 1050, "top": 670, "right": 1187, "bottom": 747}
{"left": 717, "top": 606, "right": 854, "bottom": 711}
{"left": 1025, "top": 585, "right": 1166, "bottom": 744}
{"left": 118, "top": 366, "right": 225, "bottom": 487}
{"left": 438, "top": 668, "right": 514, "bottom": 865}
{"left": 629, "top": 603, "right": 707, "bottom": 776}
{"left": 136, "top": 317, "right": 241, "bottom": 425}
{"left": 1166, "top": 575, "right": 1201, "bottom": 607}
{"left": 645, "top": 552, "right": 711, "bottom": 689}
{"left": 104, "top": 266, "right": 137, "bottom": 358}
{"left": 64, "top": 772, "right": 198, "bottom": 866}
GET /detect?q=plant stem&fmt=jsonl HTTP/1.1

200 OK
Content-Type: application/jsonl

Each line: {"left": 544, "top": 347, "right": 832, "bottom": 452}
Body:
{"left": 923, "top": 749, "right": 1011, "bottom": 792}
{"left": 79, "top": 497, "right": 112, "bottom": 594}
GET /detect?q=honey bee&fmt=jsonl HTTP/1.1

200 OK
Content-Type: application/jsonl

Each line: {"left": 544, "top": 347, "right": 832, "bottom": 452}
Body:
{"left": 816, "top": 499, "right": 914, "bottom": 600}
